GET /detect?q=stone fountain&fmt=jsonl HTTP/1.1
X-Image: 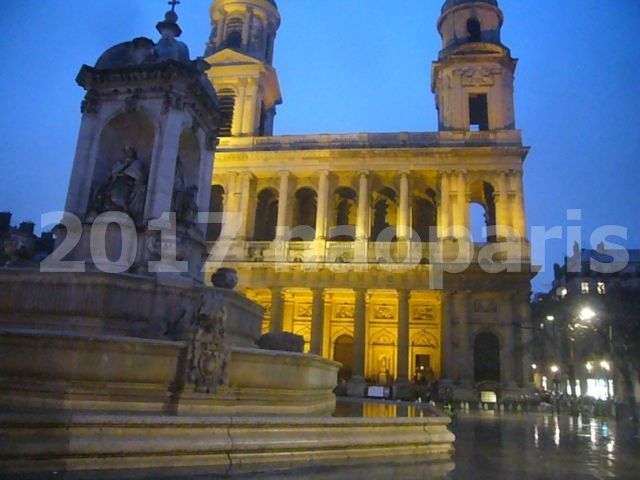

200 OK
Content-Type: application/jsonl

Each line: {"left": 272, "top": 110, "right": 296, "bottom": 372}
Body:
{"left": 0, "top": 6, "right": 454, "bottom": 478}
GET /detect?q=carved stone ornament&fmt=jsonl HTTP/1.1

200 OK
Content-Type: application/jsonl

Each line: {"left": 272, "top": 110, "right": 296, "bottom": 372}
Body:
{"left": 211, "top": 267, "right": 238, "bottom": 289}
{"left": 186, "top": 294, "right": 229, "bottom": 393}
{"left": 124, "top": 89, "right": 142, "bottom": 112}
{"left": 473, "top": 298, "right": 498, "bottom": 314}
{"left": 296, "top": 304, "right": 312, "bottom": 319}
{"left": 373, "top": 306, "right": 394, "bottom": 320}
{"left": 81, "top": 89, "right": 100, "bottom": 114}
{"left": 335, "top": 304, "right": 355, "bottom": 319}
{"left": 413, "top": 305, "right": 435, "bottom": 322}
{"left": 458, "top": 66, "right": 501, "bottom": 87}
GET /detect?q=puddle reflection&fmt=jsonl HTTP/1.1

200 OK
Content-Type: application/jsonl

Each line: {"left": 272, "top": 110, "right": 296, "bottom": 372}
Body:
{"left": 448, "top": 413, "right": 640, "bottom": 479}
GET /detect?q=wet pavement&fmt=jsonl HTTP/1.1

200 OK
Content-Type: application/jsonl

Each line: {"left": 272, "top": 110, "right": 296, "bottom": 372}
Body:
{"left": 448, "top": 412, "right": 640, "bottom": 480}
{"left": 14, "top": 411, "right": 640, "bottom": 479}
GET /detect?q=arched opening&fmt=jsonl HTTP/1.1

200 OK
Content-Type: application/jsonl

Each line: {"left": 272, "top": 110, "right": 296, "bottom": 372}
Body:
{"left": 217, "top": 88, "right": 236, "bottom": 137}
{"left": 474, "top": 332, "right": 501, "bottom": 383}
{"left": 331, "top": 187, "right": 357, "bottom": 241}
{"left": 224, "top": 18, "right": 243, "bottom": 49}
{"left": 333, "top": 335, "right": 354, "bottom": 381}
{"left": 173, "top": 129, "right": 202, "bottom": 228}
{"left": 469, "top": 181, "right": 497, "bottom": 243}
{"left": 467, "top": 18, "right": 482, "bottom": 43}
{"left": 206, "top": 185, "right": 224, "bottom": 241}
{"left": 370, "top": 187, "right": 397, "bottom": 242}
{"left": 89, "top": 110, "right": 155, "bottom": 225}
{"left": 254, "top": 188, "right": 278, "bottom": 241}
{"left": 412, "top": 188, "right": 438, "bottom": 243}
{"left": 292, "top": 187, "right": 317, "bottom": 238}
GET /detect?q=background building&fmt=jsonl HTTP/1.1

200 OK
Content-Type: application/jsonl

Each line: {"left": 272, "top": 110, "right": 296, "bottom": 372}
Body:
{"left": 204, "top": 0, "right": 535, "bottom": 399}
{"left": 532, "top": 246, "right": 640, "bottom": 417}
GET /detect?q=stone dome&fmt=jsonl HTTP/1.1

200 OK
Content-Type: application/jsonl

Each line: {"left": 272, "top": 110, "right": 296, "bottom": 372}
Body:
{"left": 94, "top": 10, "right": 190, "bottom": 69}
{"left": 442, "top": 0, "right": 498, "bottom": 13}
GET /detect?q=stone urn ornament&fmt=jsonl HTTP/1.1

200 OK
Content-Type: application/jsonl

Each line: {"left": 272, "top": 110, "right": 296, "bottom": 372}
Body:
{"left": 211, "top": 268, "right": 238, "bottom": 289}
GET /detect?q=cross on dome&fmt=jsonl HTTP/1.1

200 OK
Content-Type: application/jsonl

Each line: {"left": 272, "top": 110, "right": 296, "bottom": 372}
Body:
{"left": 168, "top": 0, "right": 181, "bottom": 13}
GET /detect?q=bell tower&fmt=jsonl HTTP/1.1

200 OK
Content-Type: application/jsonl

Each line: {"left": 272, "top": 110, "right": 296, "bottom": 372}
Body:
{"left": 205, "top": 0, "right": 282, "bottom": 137}
{"left": 432, "top": 0, "right": 516, "bottom": 132}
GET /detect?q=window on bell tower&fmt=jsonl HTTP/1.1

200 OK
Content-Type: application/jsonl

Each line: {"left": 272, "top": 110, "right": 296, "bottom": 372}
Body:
{"left": 224, "top": 18, "right": 244, "bottom": 49}
{"left": 217, "top": 88, "right": 236, "bottom": 137}
{"left": 467, "top": 18, "right": 482, "bottom": 43}
{"left": 469, "top": 94, "right": 489, "bottom": 131}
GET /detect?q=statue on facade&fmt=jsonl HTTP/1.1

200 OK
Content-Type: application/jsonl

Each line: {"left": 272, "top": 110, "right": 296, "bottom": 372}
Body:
{"left": 172, "top": 158, "right": 199, "bottom": 227}
{"left": 86, "top": 146, "right": 148, "bottom": 226}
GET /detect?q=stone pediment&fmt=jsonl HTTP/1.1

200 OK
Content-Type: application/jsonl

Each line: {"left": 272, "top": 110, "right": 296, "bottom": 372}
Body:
{"left": 206, "top": 49, "right": 267, "bottom": 68}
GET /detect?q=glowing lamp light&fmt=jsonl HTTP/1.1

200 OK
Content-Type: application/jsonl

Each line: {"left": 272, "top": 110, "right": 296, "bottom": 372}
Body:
{"left": 546, "top": 315, "right": 555, "bottom": 321}
{"left": 531, "top": 364, "right": 537, "bottom": 370}
{"left": 585, "top": 362, "right": 593, "bottom": 372}
{"left": 579, "top": 307, "right": 596, "bottom": 322}
{"left": 550, "top": 365, "right": 559, "bottom": 374}
{"left": 600, "top": 360, "right": 611, "bottom": 372}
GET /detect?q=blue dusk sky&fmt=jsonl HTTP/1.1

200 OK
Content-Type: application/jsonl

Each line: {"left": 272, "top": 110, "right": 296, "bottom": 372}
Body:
{"left": 0, "top": 0, "right": 639, "bottom": 293}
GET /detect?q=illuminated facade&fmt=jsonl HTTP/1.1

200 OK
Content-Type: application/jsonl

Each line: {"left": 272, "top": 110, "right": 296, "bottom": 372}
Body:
{"left": 204, "top": 0, "right": 535, "bottom": 398}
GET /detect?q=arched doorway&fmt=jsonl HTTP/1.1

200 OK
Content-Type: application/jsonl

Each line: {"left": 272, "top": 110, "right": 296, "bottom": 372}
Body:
{"left": 333, "top": 335, "right": 354, "bottom": 381}
{"left": 474, "top": 331, "right": 501, "bottom": 383}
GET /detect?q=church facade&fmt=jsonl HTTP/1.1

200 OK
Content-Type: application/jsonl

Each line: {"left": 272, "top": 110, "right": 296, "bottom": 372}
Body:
{"left": 204, "top": 0, "right": 535, "bottom": 398}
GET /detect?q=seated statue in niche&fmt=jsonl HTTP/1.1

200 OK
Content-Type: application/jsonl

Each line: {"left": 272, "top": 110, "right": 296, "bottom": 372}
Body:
{"left": 172, "top": 158, "right": 199, "bottom": 227}
{"left": 86, "top": 146, "right": 148, "bottom": 227}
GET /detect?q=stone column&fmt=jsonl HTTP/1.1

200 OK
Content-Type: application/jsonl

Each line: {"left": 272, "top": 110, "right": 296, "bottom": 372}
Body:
{"left": 220, "top": 172, "right": 239, "bottom": 240}
{"left": 495, "top": 171, "right": 511, "bottom": 240}
{"left": 454, "top": 291, "right": 472, "bottom": 385}
{"left": 510, "top": 171, "right": 527, "bottom": 240}
{"left": 269, "top": 287, "right": 284, "bottom": 333}
{"left": 356, "top": 171, "right": 369, "bottom": 240}
{"left": 355, "top": 171, "right": 370, "bottom": 262}
{"left": 276, "top": 171, "right": 290, "bottom": 241}
{"left": 311, "top": 288, "right": 325, "bottom": 355}
{"left": 231, "top": 79, "right": 246, "bottom": 137}
{"left": 439, "top": 172, "right": 452, "bottom": 239}
{"left": 237, "top": 171, "right": 253, "bottom": 240}
{"left": 241, "top": 77, "right": 260, "bottom": 136}
{"left": 450, "top": 172, "right": 469, "bottom": 239}
{"left": 440, "top": 292, "right": 454, "bottom": 381}
{"left": 348, "top": 289, "right": 368, "bottom": 396}
{"left": 397, "top": 171, "right": 410, "bottom": 241}
{"left": 396, "top": 290, "right": 410, "bottom": 382}
{"left": 516, "top": 291, "right": 533, "bottom": 387}
{"left": 315, "top": 170, "right": 330, "bottom": 241}
{"left": 242, "top": 8, "right": 253, "bottom": 49}
{"left": 502, "top": 294, "right": 517, "bottom": 387}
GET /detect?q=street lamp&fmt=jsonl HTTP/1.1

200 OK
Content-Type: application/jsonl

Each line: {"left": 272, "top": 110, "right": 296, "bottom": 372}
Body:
{"left": 579, "top": 307, "right": 596, "bottom": 322}
{"left": 546, "top": 315, "right": 555, "bottom": 321}
{"left": 550, "top": 365, "right": 559, "bottom": 374}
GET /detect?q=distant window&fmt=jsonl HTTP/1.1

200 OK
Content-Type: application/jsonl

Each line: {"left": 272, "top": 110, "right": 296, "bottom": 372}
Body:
{"left": 469, "top": 94, "right": 489, "bottom": 131}
{"left": 467, "top": 18, "right": 482, "bottom": 43}
{"left": 581, "top": 282, "right": 590, "bottom": 294}
{"left": 597, "top": 282, "right": 606, "bottom": 295}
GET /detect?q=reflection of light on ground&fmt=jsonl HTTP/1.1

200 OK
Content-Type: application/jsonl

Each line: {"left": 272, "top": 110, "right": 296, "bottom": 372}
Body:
{"left": 534, "top": 424, "right": 539, "bottom": 448}
{"left": 590, "top": 419, "right": 598, "bottom": 450}
{"left": 554, "top": 423, "right": 560, "bottom": 447}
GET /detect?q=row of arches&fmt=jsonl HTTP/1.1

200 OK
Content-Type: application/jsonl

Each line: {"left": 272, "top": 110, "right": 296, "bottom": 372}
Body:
{"left": 207, "top": 181, "right": 499, "bottom": 243}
